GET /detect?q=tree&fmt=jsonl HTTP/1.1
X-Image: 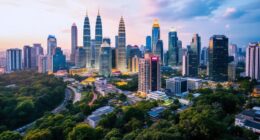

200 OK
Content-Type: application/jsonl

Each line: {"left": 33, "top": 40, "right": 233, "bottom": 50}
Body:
{"left": 104, "top": 129, "right": 122, "bottom": 140}
{"left": 0, "top": 131, "right": 22, "bottom": 140}
{"left": 24, "top": 129, "right": 52, "bottom": 140}
{"left": 68, "top": 123, "right": 97, "bottom": 140}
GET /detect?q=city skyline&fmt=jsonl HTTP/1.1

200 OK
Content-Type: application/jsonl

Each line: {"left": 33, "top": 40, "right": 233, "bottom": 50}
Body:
{"left": 1, "top": 0, "right": 260, "bottom": 52}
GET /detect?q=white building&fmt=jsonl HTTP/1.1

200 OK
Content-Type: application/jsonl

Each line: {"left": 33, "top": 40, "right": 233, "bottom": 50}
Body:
{"left": 6, "top": 48, "right": 22, "bottom": 72}
{"left": 86, "top": 106, "right": 114, "bottom": 128}
{"left": 147, "top": 91, "right": 169, "bottom": 101}
{"left": 246, "top": 42, "right": 260, "bottom": 80}
{"left": 187, "top": 78, "right": 202, "bottom": 90}
{"left": 38, "top": 55, "right": 47, "bottom": 73}
{"left": 166, "top": 77, "right": 187, "bottom": 96}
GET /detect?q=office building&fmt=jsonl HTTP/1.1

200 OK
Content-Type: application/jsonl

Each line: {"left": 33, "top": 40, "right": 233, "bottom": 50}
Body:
{"left": 200, "top": 47, "right": 208, "bottom": 65}
{"left": 246, "top": 42, "right": 260, "bottom": 80}
{"left": 6, "top": 48, "right": 22, "bottom": 72}
{"left": 38, "top": 55, "right": 47, "bottom": 73}
{"left": 229, "top": 44, "right": 238, "bottom": 63}
{"left": 111, "top": 48, "right": 116, "bottom": 69}
{"left": 191, "top": 34, "right": 201, "bottom": 63}
{"left": 47, "top": 35, "right": 57, "bottom": 55}
{"left": 152, "top": 19, "right": 160, "bottom": 53}
{"left": 52, "top": 47, "right": 66, "bottom": 72}
{"left": 83, "top": 12, "right": 91, "bottom": 68}
{"left": 138, "top": 53, "right": 161, "bottom": 94}
{"left": 168, "top": 28, "right": 179, "bottom": 66}
{"left": 127, "top": 45, "right": 141, "bottom": 71}
{"left": 99, "top": 42, "right": 112, "bottom": 77}
{"left": 87, "top": 106, "right": 114, "bottom": 128}
{"left": 228, "top": 62, "right": 237, "bottom": 81}
{"left": 94, "top": 10, "right": 103, "bottom": 69}
{"left": 166, "top": 77, "right": 187, "bottom": 96}
{"left": 182, "top": 50, "right": 198, "bottom": 77}
{"left": 115, "top": 36, "right": 118, "bottom": 48}
{"left": 208, "top": 35, "right": 229, "bottom": 82}
{"left": 131, "top": 55, "right": 139, "bottom": 73}
{"left": 147, "top": 91, "right": 169, "bottom": 101}
{"left": 33, "top": 44, "right": 44, "bottom": 67}
{"left": 146, "top": 36, "right": 152, "bottom": 52}
{"left": 116, "top": 16, "right": 127, "bottom": 72}
{"left": 71, "top": 23, "right": 78, "bottom": 63}
{"left": 178, "top": 40, "right": 183, "bottom": 64}
{"left": 187, "top": 78, "right": 202, "bottom": 90}
{"left": 23, "top": 45, "right": 32, "bottom": 69}
{"left": 75, "top": 47, "right": 86, "bottom": 68}
{"left": 155, "top": 40, "right": 163, "bottom": 65}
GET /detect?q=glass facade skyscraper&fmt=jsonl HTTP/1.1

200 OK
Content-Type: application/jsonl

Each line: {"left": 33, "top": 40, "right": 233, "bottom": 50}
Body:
{"left": 155, "top": 39, "right": 163, "bottom": 65}
{"left": 152, "top": 19, "right": 160, "bottom": 53}
{"left": 146, "top": 36, "right": 152, "bottom": 52}
{"left": 99, "top": 42, "right": 112, "bottom": 77}
{"left": 94, "top": 10, "right": 103, "bottom": 69}
{"left": 52, "top": 47, "right": 66, "bottom": 73}
{"left": 208, "top": 35, "right": 229, "bottom": 81}
{"left": 83, "top": 12, "right": 91, "bottom": 68}
{"left": 6, "top": 48, "right": 22, "bottom": 72}
{"left": 168, "top": 28, "right": 179, "bottom": 66}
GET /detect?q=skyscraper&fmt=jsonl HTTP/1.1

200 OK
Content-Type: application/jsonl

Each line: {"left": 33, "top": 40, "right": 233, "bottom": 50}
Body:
{"left": 116, "top": 16, "right": 127, "bottom": 72}
{"left": 99, "top": 42, "right": 112, "bottom": 77}
{"left": 47, "top": 35, "right": 57, "bottom": 55}
{"left": 146, "top": 36, "right": 152, "bottom": 52}
{"left": 178, "top": 40, "right": 183, "bottom": 65}
{"left": 131, "top": 55, "right": 139, "bottom": 73}
{"left": 111, "top": 48, "right": 116, "bottom": 69}
{"left": 229, "top": 44, "right": 238, "bottom": 63}
{"left": 127, "top": 45, "right": 141, "bottom": 71}
{"left": 6, "top": 48, "right": 22, "bottom": 72}
{"left": 246, "top": 42, "right": 260, "bottom": 80}
{"left": 155, "top": 39, "right": 163, "bottom": 65}
{"left": 23, "top": 45, "right": 32, "bottom": 69}
{"left": 208, "top": 35, "right": 229, "bottom": 82}
{"left": 52, "top": 47, "right": 66, "bottom": 73}
{"left": 182, "top": 48, "right": 198, "bottom": 77}
{"left": 94, "top": 10, "right": 103, "bottom": 69}
{"left": 138, "top": 53, "right": 161, "bottom": 95}
{"left": 183, "top": 34, "right": 201, "bottom": 77}
{"left": 71, "top": 23, "right": 78, "bottom": 64}
{"left": 83, "top": 12, "right": 91, "bottom": 68}
{"left": 115, "top": 36, "right": 118, "bottom": 48}
{"left": 191, "top": 34, "right": 201, "bottom": 63}
{"left": 200, "top": 47, "right": 208, "bottom": 66}
{"left": 168, "top": 28, "right": 179, "bottom": 66}
{"left": 38, "top": 55, "right": 47, "bottom": 73}
{"left": 75, "top": 47, "right": 86, "bottom": 68}
{"left": 152, "top": 19, "right": 160, "bottom": 53}
{"left": 33, "top": 44, "right": 44, "bottom": 68}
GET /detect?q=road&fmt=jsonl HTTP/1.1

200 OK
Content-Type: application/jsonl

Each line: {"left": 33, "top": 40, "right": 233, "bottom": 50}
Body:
{"left": 15, "top": 87, "right": 74, "bottom": 134}
{"left": 88, "top": 88, "right": 97, "bottom": 106}
{"left": 67, "top": 85, "right": 81, "bottom": 103}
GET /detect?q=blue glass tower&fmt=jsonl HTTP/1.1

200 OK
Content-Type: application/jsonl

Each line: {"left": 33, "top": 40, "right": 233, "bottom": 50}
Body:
{"left": 168, "top": 28, "right": 179, "bottom": 66}
{"left": 146, "top": 36, "right": 152, "bottom": 52}
{"left": 152, "top": 19, "right": 160, "bottom": 53}
{"left": 95, "top": 10, "right": 103, "bottom": 69}
{"left": 52, "top": 47, "right": 66, "bottom": 72}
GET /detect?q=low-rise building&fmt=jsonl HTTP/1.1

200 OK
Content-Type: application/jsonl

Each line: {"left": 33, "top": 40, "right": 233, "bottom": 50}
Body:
{"left": 148, "top": 106, "right": 166, "bottom": 120}
{"left": 187, "top": 78, "right": 202, "bottom": 90}
{"left": 166, "top": 77, "right": 187, "bottom": 96}
{"left": 147, "top": 91, "right": 169, "bottom": 101}
{"left": 235, "top": 107, "right": 260, "bottom": 134}
{"left": 86, "top": 106, "right": 114, "bottom": 128}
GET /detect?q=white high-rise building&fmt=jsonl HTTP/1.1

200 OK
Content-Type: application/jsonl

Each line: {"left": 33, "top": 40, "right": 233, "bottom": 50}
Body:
{"left": 246, "top": 42, "right": 260, "bottom": 80}
{"left": 6, "top": 48, "right": 22, "bottom": 72}
{"left": 138, "top": 53, "right": 161, "bottom": 95}
{"left": 229, "top": 44, "right": 238, "bottom": 63}
{"left": 38, "top": 55, "right": 47, "bottom": 73}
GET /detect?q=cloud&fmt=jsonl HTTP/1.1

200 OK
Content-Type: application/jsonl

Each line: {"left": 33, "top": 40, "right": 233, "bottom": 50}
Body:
{"left": 223, "top": 7, "right": 245, "bottom": 19}
{"left": 148, "top": 0, "right": 226, "bottom": 21}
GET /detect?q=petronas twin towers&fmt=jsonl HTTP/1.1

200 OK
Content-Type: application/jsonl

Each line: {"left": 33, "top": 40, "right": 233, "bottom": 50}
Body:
{"left": 83, "top": 10, "right": 126, "bottom": 72}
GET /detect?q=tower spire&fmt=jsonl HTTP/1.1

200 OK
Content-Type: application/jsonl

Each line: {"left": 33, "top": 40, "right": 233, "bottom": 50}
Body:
{"left": 98, "top": 9, "right": 100, "bottom": 16}
{"left": 86, "top": 9, "right": 88, "bottom": 16}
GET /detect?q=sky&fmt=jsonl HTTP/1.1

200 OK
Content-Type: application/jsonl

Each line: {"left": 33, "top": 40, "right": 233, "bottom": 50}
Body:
{"left": 0, "top": 0, "right": 260, "bottom": 53}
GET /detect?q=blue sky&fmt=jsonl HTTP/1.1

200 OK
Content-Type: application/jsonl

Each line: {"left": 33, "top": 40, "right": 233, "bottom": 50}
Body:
{"left": 0, "top": 0, "right": 259, "bottom": 52}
